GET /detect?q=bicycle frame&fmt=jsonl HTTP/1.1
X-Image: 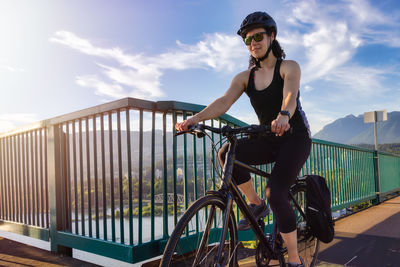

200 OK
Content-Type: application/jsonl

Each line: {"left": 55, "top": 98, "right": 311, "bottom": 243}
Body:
{"left": 208, "top": 134, "right": 307, "bottom": 264}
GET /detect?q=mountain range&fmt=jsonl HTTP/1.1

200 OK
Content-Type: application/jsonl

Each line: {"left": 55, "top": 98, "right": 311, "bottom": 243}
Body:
{"left": 313, "top": 111, "right": 400, "bottom": 145}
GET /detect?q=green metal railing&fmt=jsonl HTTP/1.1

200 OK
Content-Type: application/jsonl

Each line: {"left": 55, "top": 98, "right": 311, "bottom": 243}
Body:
{"left": 0, "top": 97, "right": 399, "bottom": 264}
{"left": 310, "top": 139, "right": 377, "bottom": 211}
{"left": 378, "top": 152, "right": 400, "bottom": 195}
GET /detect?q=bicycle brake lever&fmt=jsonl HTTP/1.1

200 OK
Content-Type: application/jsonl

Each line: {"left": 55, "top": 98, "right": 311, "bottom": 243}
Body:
{"left": 189, "top": 124, "right": 206, "bottom": 138}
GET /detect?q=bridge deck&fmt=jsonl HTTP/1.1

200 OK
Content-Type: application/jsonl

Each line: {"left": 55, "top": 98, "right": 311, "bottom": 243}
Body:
{"left": 239, "top": 195, "right": 400, "bottom": 267}
{"left": 0, "top": 236, "right": 98, "bottom": 267}
{"left": 316, "top": 194, "right": 400, "bottom": 266}
{"left": 0, "top": 196, "right": 399, "bottom": 267}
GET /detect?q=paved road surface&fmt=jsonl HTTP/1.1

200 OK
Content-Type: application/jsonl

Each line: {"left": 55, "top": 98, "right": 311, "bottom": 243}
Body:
{"left": 239, "top": 195, "right": 400, "bottom": 267}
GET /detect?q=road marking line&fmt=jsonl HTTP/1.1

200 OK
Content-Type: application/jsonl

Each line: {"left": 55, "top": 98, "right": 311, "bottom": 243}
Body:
{"left": 344, "top": 255, "right": 357, "bottom": 266}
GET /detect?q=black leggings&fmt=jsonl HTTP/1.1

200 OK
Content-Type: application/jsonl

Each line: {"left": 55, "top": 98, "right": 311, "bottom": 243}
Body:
{"left": 218, "top": 131, "right": 311, "bottom": 233}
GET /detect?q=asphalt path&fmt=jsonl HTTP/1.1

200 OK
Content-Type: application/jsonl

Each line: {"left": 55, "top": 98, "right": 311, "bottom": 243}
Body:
{"left": 317, "top": 195, "right": 400, "bottom": 267}
{"left": 238, "top": 195, "right": 400, "bottom": 267}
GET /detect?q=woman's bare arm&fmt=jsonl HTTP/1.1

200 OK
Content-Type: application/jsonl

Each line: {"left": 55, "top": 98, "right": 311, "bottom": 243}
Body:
{"left": 176, "top": 70, "right": 248, "bottom": 131}
{"left": 271, "top": 60, "right": 301, "bottom": 136}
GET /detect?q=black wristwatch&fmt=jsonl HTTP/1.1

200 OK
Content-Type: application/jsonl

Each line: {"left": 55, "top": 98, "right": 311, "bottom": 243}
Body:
{"left": 279, "top": 110, "right": 291, "bottom": 119}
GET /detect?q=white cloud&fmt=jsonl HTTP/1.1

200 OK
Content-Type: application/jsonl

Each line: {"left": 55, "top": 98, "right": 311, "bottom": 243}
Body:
{"left": 76, "top": 75, "right": 127, "bottom": 99}
{"left": 49, "top": 31, "right": 126, "bottom": 60}
{"left": 50, "top": 31, "right": 247, "bottom": 100}
{"left": 98, "top": 64, "right": 164, "bottom": 98}
{"left": 0, "top": 113, "right": 38, "bottom": 133}
{"left": 348, "top": 0, "right": 392, "bottom": 26}
{"left": 326, "top": 65, "right": 390, "bottom": 97}
{"left": 156, "top": 34, "right": 248, "bottom": 72}
{"left": 347, "top": 0, "right": 400, "bottom": 47}
{"left": 304, "top": 85, "right": 313, "bottom": 92}
{"left": 276, "top": 0, "right": 400, "bottom": 102}
{"left": 301, "top": 22, "right": 361, "bottom": 83}
{"left": 0, "top": 65, "right": 24, "bottom": 72}
{"left": 280, "top": 0, "right": 363, "bottom": 84}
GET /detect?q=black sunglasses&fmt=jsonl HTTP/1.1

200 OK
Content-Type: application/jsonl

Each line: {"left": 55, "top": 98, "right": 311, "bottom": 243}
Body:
{"left": 243, "top": 32, "right": 267, "bottom": 46}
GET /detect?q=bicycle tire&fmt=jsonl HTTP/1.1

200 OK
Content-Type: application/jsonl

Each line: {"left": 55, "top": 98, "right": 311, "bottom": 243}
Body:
{"left": 288, "top": 181, "right": 320, "bottom": 267}
{"left": 160, "top": 194, "right": 238, "bottom": 267}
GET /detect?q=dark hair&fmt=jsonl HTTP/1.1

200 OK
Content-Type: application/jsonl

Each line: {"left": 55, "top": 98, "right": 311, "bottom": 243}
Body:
{"left": 248, "top": 39, "right": 286, "bottom": 69}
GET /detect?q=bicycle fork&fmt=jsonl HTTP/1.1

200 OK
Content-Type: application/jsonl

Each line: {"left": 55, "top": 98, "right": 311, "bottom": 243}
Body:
{"left": 214, "top": 193, "right": 234, "bottom": 266}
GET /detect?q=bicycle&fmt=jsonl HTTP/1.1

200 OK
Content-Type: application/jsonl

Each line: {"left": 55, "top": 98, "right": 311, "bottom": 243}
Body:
{"left": 160, "top": 124, "right": 320, "bottom": 267}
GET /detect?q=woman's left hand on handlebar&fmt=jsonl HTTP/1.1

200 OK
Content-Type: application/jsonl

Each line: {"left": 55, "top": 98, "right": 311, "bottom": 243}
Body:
{"left": 271, "top": 115, "right": 290, "bottom": 136}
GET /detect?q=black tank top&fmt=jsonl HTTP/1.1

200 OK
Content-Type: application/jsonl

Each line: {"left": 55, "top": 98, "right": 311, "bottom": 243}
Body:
{"left": 245, "top": 59, "right": 311, "bottom": 136}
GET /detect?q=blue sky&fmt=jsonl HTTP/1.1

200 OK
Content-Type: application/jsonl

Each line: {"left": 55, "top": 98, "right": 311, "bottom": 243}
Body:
{"left": 1, "top": 0, "right": 399, "bottom": 135}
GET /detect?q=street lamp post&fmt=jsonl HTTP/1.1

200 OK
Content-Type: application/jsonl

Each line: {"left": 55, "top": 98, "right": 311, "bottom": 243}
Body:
{"left": 364, "top": 110, "right": 387, "bottom": 203}
{"left": 364, "top": 110, "right": 388, "bottom": 150}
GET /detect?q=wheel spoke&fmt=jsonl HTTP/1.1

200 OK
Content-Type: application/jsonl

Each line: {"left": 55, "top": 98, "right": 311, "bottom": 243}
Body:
{"left": 160, "top": 195, "right": 237, "bottom": 267}
{"left": 288, "top": 182, "right": 320, "bottom": 267}
{"left": 193, "top": 205, "right": 216, "bottom": 265}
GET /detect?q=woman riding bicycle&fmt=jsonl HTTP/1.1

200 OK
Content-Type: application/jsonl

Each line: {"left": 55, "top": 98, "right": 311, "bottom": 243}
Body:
{"left": 176, "top": 11, "right": 311, "bottom": 267}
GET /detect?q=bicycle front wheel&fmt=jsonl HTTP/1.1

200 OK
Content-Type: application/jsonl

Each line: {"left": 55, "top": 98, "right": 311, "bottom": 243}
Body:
{"left": 160, "top": 194, "right": 238, "bottom": 267}
{"left": 289, "top": 182, "right": 320, "bottom": 267}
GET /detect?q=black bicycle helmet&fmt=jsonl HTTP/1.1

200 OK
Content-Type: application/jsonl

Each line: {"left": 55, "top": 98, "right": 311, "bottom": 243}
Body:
{"left": 237, "top": 11, "right": 277, "bottom": 38}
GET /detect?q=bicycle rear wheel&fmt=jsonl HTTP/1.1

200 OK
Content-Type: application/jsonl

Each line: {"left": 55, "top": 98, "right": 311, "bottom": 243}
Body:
{"left": 160, "top": 194, "right": 238, "bottom": 267}
{"left": 289, "top": 182, "right": 320, "bottom": 267}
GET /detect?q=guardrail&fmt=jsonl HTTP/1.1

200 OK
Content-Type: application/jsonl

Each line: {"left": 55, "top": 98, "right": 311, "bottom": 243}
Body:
{"left": 0, "top": 97, "right": 399, "bottom": 264}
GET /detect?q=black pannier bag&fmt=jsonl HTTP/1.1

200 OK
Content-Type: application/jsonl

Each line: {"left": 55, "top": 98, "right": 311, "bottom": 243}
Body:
{"left": 305, "top": 175, "right": 334, "bottom": 243}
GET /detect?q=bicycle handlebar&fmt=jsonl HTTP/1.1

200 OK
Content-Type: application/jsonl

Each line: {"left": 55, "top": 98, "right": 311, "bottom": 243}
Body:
{"left": 175, "top": 124, "right": 272, "bottom": 138}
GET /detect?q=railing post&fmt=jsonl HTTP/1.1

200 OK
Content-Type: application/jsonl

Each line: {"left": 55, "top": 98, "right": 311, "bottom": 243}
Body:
{"left": 47, "top": 124, "right": 72, "bottom": 255}
{"left": 373, "top": 150, "right": 381, "bottom": 204}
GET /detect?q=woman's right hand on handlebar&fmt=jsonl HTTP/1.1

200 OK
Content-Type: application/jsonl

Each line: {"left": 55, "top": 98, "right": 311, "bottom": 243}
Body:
{"left": 176, "top": 117, "right": 199, "bottom": 132}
